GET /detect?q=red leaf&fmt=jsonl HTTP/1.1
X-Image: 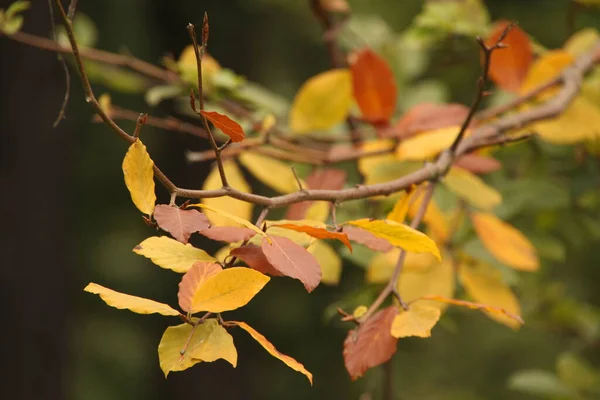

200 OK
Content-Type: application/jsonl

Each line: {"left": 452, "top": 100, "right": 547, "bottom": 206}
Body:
{"left": 260, "top": 236, "right": 322, "bottom": 292}
{"left": 350, "top": 48, "right": 397, "bottom": 124}
{"left": 199, "top": 226, "right": 257, "bottom": 243}
{"left": 273, "top": 224, "right": 352, "bottom": 252}
{"left": 153, "top": 204, "right": 210, "bottom": 244}
{"left": 343, "top": 306, "right": 398, "bottom": 380}
{"left": 342, "top": 226, "right": 393, "bottom": 252}
{"left": 285, "top": 168, "right": 347, "bottom": 220}
{"left": 230, "top": 245, "right": 283, "bottom": 276}
{"left": 391, "top": 103, "right": 470, "bottom": 139}
{"left": 455, "top": 154, "right": 502, "bottom": 174}
{"left": 200, "top": 110, "right": 245, "bottom": 142}
{"left": 485, "top": 20, "right": 533, "bottom": 93}
{"left": 178, "top": 262, "right": 222, "bottom": 312}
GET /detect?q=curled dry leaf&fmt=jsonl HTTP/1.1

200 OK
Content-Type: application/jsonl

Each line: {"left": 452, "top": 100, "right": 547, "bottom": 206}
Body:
{"left": 178, "top": 262, "right": 223, "bottom": 312}
{"left": 230, "top": 245, "right": 283, "bottom": 276}
{"left": 200, "top": 110, "right": 245, "bottom": 142}
{"left": 471, "top": 211, "right": 539, "bottom": 271}
{"left": 199, "top": 226, "right": 257, "bottom": 243}
{"left": 133, "top": 236, "right": 215, "bottom": 273}
{"left": 122, "top": 138, "right": 156, "bottom": 215}
{"left": 272, "top": 223, "right": 352, "bottom": 251}
{"left": 343, "top": 306, "right": 398, "bottom": 380}
{"left": 261, "top": 236, "right": 322, "bottom": 292}
{"left": 231, "top": 321, "right": 313, "bottom": 384}
{"left": 455, "top": 154, "right": 502, "bottom": 174}
{"left": 84, "top": 283, "right": 180, "bottom": 317}
{"left": 391, "top": 102, "right": 469, "bottom": 139}
{"left": 158, "top": 320, "right": 237, "bottom": 377}
{"left": 342, "top": 225, "right": 394, "bottom": 252}
{"left": 485, "top": 20, "right": 533, "bottom": 93}
{"left": 153, "top": 204, "right": 210, "bottom": 244}
{"left": 390, "top": 303, "right": 441, "bottom": 338}
{"left": 350, "top": 48, "right": 397, "bottom": 124}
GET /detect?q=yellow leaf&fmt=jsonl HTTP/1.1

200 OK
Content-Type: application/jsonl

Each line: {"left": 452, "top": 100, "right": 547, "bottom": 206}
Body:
{"left": 177, "top": 45, "right": 222, "bottom": 90}
{"left": 364, "top": 160, "right": 422, "bottom": 186}
{"left": 387, "top": 186, "right": 417, "bottom": 224}
{"left": 353, "top": 305, "right": 368, "bottom": 319}
{"left": 390, "top": 303, "right": 441, "bottom": 338}
{"left": 397, "top": 253, "right": 455, "bottom": 310}
{"left": 367, "top": 248, "right": 439, "bottom": 284}
{"left": 308, "top": 241, "right": 342, "bottom": 285}
{"left": 305, "top": 201, "right": 330, "bottom": 223}
{"left": 202, "top": 160, "right": 252, "bottom": 227}
{"left": 520, "top": 50, "right": 574, "bottom": 95}
{"left": 158, "top": 319, "right": 237, "bottom": 377}
{"left": 357, "top": 139, "right": 396, "bottom": 177}
{"left": 346, "top": 219, "right": 441, "bottom": 261}
{"left": 238, "top": 151, "right": 304, "bottom": 194}
{"left": 133, "top": 236, "right": 215, "bottom": 273}
{"left": 122, "top": 139, "right": 156, "bottom": 215}
{"left": 408, "top": 196, "right": 450, "bottom": 243}
{"left": 564, "top": 28, "right": 600, "bottom": 57}
{"left": 84, "top": 283, "right": 180, "bottom": 316}
{"left": 531, "top": 96, "right": 600, "bottom": 144}
{"left": 395, "top": 126, "right": 463, "bottom": 161}
{"left": 98, "top": 93, "right": 112, "bottom": 115}
{"left": 458, "top": 260, "right": 522, "bottom": 329}
{"left": 231, "top": 321, "right": 313, "bottom": 385}
{"left": 188, "top": 203, "right": 269, "bottom": 243}
{"left": 191, "top": 267, "right": 270, "bottom": 313}
{"left": 471, "top": 212, "right": 539, "bottom": 271}
{"left": 443, "top": 167, "right": 501, "bottom": 211}
{"left": 290, "top": 69, "right": 353, "bottom": 134}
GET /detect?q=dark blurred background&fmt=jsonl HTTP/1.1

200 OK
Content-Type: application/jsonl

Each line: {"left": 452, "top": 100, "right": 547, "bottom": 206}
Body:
{"left": 1, "top": 1, "right": 600, "bottom": 399}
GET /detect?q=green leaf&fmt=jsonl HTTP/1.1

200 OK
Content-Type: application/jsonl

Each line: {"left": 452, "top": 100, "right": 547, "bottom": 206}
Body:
{"left": 145, "top": 85, "right": 183, "bottom": 106}
{"left": 556, "top": 352, "right": 599, "bottom": 391}
{"left": 508, "top": 370, "right": 578, "bottom": 398}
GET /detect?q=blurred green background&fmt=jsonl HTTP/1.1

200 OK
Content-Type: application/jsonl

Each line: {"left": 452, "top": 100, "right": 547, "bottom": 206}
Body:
{"left": 1, "top": 0, "right": 600, "bottom": 399}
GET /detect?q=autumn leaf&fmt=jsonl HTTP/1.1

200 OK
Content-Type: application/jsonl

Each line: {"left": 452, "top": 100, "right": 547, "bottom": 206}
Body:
{"left": 231, "top": 321, "right": 313, "bottom": 384}
{"left": 520, "top": 50, "right": 574, "bottom": 95}
{"left": 396, "top": 126, "right": 464, "bottom": 161}
{"left": 343, "top": 306, "right": 398, "bottom": 380}
{"left": 471, "top": 212, "right": 539, "bottom": 271}
{"left": 407, "top": 195, "right": 450, "bottom": 244}
{"left": 387, "top": 186, "right": 418, "bottom": 224}
{"left": 485, "top": 20, "right": 533, "bottom": 93}
{"left": 455, "top": 154, "right": 502, "bottom": 174}
{"left": 289, "top": 69, "right": 353, "bottom": 133}
{"left": 84, "top": 283, "right": 180, "bottom": 316}
{"left": 342, "top": 225, "right": 393, "bottom": 252}
{"left": 178, "top": 262, "right": 223, "bottom": 312}
{"left": 390, "top": 303, "right": 441, "bottom": 338}
{"left": 202, "top": 160, "right": 252, "bottom": 227}
{"left": 200, "top": 110, "right": 245, "bottom": 142}
{"left": 190, "top": 267, "right": 270, "bottom": 313}
{"left": 261, "top": 236, "right": 322, "bottom": 292}
{"left": 458, "top": 260, "right": 523, "bottom": 328}
{"left": 158, "top": 319, "right": 237, "bottom": 377}
{"left": 357, "top": 139, "right": 397, "bottom": 177}
{"left": 133, "top": 236, "right": 215, "bottom": 273}
{"left": 530, "top": 97, "right": 600, "bottom": 144}
{"left": 238, "top": 151, "right": 304, "bottom": 194}
{"left": 122, "top": 138, "right": 156, "bottom": 215}
{"left": 443, "top": 167, "right": 502, "bottom": 211}
{"left": 307, "top": 241, "right": 342, "bottom": 285}
{"left": 230, "top": 245, "right": 283, "bottom": 276}
{"left": 319, "top": 0, "right": 350, "bottom": 13}
{"left": 188, "top": 203, "right": 269, "bottom": 242}
{"left": 392, "top": 102, "right": 469, "bottom": 139}
{"left": 350, "top": 48, "right": 397, "bottom": 124}
{"left": 346, "top": 219, "right": 441, "bottom": 261}
{"left": 153, "top": 204, "right": 210, "bottom": 244}
{"left": 285, "top": 168, "right": 346, "bottom": 221}
{"left": 272, "top": 223, "right": 352, "bottom": 251}
{"left": 199, "top": 226, "right": 257, "bottom": 243}
{"left": 564, "top": 28, "right": 600, "bottom": 57}
{"left": 367, "top": 248, "right": 439, "bottom": 283}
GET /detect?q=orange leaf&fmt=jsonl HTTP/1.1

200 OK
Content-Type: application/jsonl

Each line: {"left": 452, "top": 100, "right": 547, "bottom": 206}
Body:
{"left": 343, "top": 306, "right": 398, "bottom": 380}
{"left": 230, "top": 245, "right": 284, "bottom": 276}
{"left": 419, "top": 295, "right": 524, "bottom": 326}
{"left": 200, "top": 110, "right": 245, "bottom": 142}
{"left": 231, "top": 321, "right": 313, "bottom": 384}
{"left": 178, "top": 262, "right": 223, "bottom": 312}
{"left": 153, "top": 204, "right": 210, "bottom": 244}
{"left": 485, "top": 20, "right": 533, "bottom": 93}
{"left": 272, "top": 224, "right": 352, "bottom": 251}
{"left": 261, "top": 236, "right": 322, "bottom": 292}
{"left": 343, "top": 225, "right": 394, "bottom": 252}
{"left": 350, "top": 48, "right": 397, "bottom": 124}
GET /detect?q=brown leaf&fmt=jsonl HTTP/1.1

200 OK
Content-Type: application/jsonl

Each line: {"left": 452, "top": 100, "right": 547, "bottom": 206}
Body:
{"left": 178, "top": 262, "right": 222, "bottom": 312}
{"left": 273, "top": 224, "right": 352, "bottom": 251}
{"left": 343, "top": 306, "right": 398, "bottom": 380}
{"left": 230, "top": 245, "right": 283, "bottom": 276}
{"left": 260, "top": 236, "right": 322, "bottom": 292}
{"left": 486, "top": 20, "right": 533, "bottom": 93}
{"left": 391, "top": 102, "right": 470, "bottom": 139}
{"left": 455, "top": 154, "right": 502, "bottom": 174}
{"left": 199, "top": 226, "right": 257, "bottom": 243}
{"left": 285, "top": 168, "right": 347, "bottom": 220}
{"left": 342, "top": 226, "right": 393, "bottom": 252}
{"left": 153, "top": 205, "right": 210, "bottom": 244}
{"left": 350, "top": 48, "right": 397, "bottom": 124}
{"left": 200, "top": 110, "right": 245, "bottom": 142}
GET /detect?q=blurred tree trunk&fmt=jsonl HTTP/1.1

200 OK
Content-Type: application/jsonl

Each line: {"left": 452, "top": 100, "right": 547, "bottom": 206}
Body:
{"left": 0, "top": 2, "right": 70, "bottom": 399}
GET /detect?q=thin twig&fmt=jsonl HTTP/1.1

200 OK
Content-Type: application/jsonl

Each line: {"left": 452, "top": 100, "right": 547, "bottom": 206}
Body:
{"left": 291, "top": 166, "right": 305, "bottom": 191}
